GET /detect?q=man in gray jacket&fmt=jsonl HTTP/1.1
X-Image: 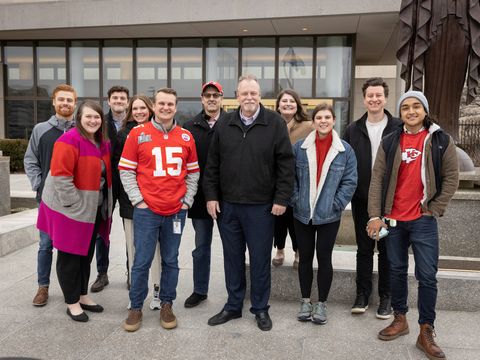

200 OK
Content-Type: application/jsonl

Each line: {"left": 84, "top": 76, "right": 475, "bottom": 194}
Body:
{"left": 24, "top": 84, "right": 77, "bottom": 306}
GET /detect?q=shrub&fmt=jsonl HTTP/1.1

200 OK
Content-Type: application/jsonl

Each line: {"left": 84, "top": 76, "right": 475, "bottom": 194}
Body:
{"left": 0, "top": 139, "right": 28, "bottom": 172}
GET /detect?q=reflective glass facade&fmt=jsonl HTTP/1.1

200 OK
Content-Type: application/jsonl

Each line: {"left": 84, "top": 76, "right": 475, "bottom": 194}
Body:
{"left": 1, "top": 36, "right": 353, "bottom": 138}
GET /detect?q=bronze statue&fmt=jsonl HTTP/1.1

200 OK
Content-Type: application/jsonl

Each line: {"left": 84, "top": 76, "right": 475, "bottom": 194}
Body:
{"left": 397, "top": 0, "right": 480, "bottom": 140}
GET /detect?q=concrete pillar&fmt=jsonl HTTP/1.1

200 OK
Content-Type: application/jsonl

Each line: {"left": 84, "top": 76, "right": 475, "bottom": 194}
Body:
{"left": 0, "top": 156, "right": 11, "bottom": 216}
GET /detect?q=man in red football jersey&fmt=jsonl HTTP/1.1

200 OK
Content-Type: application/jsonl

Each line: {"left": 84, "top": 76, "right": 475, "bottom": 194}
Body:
{"left": 119, "top": 88, "right": 199, "bottom": 332}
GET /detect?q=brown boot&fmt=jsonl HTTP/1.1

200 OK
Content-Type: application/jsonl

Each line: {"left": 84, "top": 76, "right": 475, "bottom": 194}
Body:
{"left": 90, "top": 273, "right": 109, "bottom": 293}
{"left": 122, "top": 309, "right": 142, "bottom": 332}
{"left": 416, "top": 323, "right": 446, "bottom": 360}
{"left": 378, "top": 312, "right": 409, "bottom": 341}
{"left": 32, "top": 286, "right": 49, "bottom": 307}
{"left": 160, "top": 303, "right": 177, "bottom": 329}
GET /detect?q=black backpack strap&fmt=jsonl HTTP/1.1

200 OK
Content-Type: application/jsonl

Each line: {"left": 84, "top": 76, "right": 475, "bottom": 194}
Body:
{"left": 431, "top": 131, "right": 449, "bottom": 198}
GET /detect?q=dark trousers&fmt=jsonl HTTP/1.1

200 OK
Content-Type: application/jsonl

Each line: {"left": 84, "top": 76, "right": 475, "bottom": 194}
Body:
{"left": 386, "top": 216, "right": 439, "bottom": 325}
{"left": 273, "top": 205, "right": 297, "bottom": 251}
{"left": 217, "top": 201, "right": 274, "bottom": 315}
{"left": 57, "top": 209, "right": 101, "bottom": 304}
{"left": 294, "top": 219, "right": 340, "bottom": 302}
{"left": 351, "top": 200, "right": 390, "bottom": 298}
{"left": 95, "top": 199, "right": 115, "bottom": 273}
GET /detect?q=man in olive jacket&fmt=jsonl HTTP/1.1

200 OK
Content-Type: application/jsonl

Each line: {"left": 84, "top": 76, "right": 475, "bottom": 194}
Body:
{"left": 367, "top": 91, "right": 458, "bottom": 360}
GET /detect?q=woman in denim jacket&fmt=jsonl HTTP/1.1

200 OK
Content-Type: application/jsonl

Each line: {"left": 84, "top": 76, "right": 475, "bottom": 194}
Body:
{"left": 292, "top": 103, "right": 357, "bottom": 325}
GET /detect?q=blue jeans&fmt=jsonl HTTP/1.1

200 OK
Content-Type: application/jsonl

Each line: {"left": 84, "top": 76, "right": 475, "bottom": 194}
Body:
{"left": 37, "top": 231, "right": 53, "bottom": 287}
{"left": 385, "top": 215, "right": 439, "bottom": 325}
{"left": 129, "top": 207, "right": 186, "bottom": 310}
{"left": 95, "top": 234, "right": 109, "bottom": 274}
{"left": 217, "top": 202, "right": 274, "bottom": 315}
{"left": 192, "top": 218, "right": 214, "bottom": 295}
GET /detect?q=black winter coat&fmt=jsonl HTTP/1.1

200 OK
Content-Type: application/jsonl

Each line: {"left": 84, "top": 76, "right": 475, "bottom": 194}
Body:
{"left": 203, "top": 104, "right": 294, "bottom": 206}
{"left": 106, "top": 110, "right": 120, "bottom": 205}
{"left": 183, "top": 110, "right": 225, "bottom": 219}
{"left": 342, "top": 110, "right": 402, "bottom": 204}
{"left": 112, "top": 121, "right": 137, "bottom": 219}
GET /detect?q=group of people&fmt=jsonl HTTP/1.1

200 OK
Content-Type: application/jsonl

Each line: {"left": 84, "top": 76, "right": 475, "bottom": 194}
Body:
{"left": 24, "top": 74, "right": 458, "bottom": 360}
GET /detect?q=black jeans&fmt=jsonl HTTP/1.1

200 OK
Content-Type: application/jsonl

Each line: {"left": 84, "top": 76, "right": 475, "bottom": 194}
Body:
{"left": 273, "top": 205, "right": 297, "bottom": 251}
{"left": 295, "top": 219, "right": 340, "bottom": 302}
{"left": 351, "top": 200, "right": 390, "bottom": 298}
{"left": 57, "top": 208, "right": 102, "bottom": 304}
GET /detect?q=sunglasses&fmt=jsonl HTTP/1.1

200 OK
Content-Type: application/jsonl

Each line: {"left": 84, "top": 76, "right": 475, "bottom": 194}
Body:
{"left": 202, "top": 92, "right": 222, "bottom": 99}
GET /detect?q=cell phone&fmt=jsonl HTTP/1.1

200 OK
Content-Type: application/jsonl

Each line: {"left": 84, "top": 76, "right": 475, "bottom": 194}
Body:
{"left": 377, "top": 227, "right": 389, "bottom": 240}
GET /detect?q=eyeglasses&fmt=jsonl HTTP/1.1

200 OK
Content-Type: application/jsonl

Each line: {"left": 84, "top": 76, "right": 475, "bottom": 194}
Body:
{"left": 202, "top": 92, "right": 222, "bottom": 99}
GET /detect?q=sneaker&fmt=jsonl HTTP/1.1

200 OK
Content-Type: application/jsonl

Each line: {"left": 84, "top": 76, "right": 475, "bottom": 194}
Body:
{"left": 127, "top": 301, "right": 131, "bottom": 310}
{"left": 90, "top": 273, "right": 109, "bottom": 293}
{"left": 160, "top": 303, "right": 177, "bottom": 329}
{"left": 312, "top": 302, "right": 327, "bottom": 325}
{"left": 149, "top": 284, "right": 161, "bottom": 311}
{"left": 184, "top": 292, "right": 207, "bottom": 308}
{"left": 351, "top": 293, "right": 369, "bottom": 314}
{"left": 293, "top": 252, "right": 299, "bottom": 269}
{"left": 376, "top": 295, "right": 393, "bottom": 320}
{"left": 272, "top": 249, "right": 285, "bottom": 267}
{"left": 33, "top": 286, "right": 49, "bottom": 307}
{"left": 297, "top": 301, "right": 312, "bottom": 322}
{"left": 122, "top": 309, "right": 142, "bottom": 332}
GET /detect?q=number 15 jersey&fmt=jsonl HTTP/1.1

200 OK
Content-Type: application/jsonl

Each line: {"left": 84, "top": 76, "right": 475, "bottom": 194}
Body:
{"left": 119, "top": 121, "right": 199, "bottom": 216}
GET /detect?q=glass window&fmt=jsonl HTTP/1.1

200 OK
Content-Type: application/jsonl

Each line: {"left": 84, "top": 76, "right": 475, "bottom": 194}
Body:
{"left": 278, "top": 37, "right": 313, "bottom": 98}
{"left": 103, "top": 40, "right": 133, "bottom": 97}
{"left": 37, "top": 41, "right": 66, "bottom": 97}
{"left": 6, "top": 100, "right": 34, "bottom": 139}
{"left": 70, "top": 41, "right": 100, "bottom": 97}
{"left": 316, "top": 36, "right": 352, "bottom": 98}
{"left": 206, "top": 38, "right": 239, "bottom": 98}
{"left": 36, "top": 99, "right": 55, "bottom": 124}
{"left": 171, "top": 39, "right": 203, "bottom": 97}
{"left": 241, "top": 38, "right": 275, "bottom": 98}
{"left": 137, "top": 39, "right": 168, "bottom": 97}
{"left": 175, "top": 100, "right": 202, "bottom": 125}
{"left": 334, "top": 100, "right": 350, "bottom": 135}
{"left": 5, "top": 42, "right": 34, "bottom": 96}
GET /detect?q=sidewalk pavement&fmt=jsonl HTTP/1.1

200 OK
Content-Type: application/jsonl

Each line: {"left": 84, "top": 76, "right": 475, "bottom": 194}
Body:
{"left": 1, "top": 175, "right": 479, "bottom": 359}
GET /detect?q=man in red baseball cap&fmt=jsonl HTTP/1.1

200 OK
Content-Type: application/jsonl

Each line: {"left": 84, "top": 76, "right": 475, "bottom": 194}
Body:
{"left": 182, "top": 81, "right": 225, "bottom": 308}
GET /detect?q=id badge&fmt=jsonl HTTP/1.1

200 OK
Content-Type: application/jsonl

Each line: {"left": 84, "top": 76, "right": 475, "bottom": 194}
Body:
{"left": 173, "top": 218, "right": 182, "bottom": 234}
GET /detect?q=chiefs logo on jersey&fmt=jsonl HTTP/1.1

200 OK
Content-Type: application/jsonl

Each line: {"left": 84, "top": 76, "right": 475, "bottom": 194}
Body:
{"left": 401, "top": 148, "right": 422, "bottom": 163}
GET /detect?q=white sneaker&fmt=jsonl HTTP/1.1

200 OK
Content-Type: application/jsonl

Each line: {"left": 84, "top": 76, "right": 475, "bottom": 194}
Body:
{"left": 149, "top": 284, "right": 161, "bottom": 310}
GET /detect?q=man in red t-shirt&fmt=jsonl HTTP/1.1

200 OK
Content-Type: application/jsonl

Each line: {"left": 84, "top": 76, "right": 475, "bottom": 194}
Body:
{"left": 119, "top": 88, "right": 200, "bottom": 332}
{"left": 367, "top": 91, "right": 458, "bottom": 360}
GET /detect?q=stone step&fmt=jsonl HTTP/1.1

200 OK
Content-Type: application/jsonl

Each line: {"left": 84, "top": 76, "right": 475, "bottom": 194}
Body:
{"left": 252, "top": 263, "right": 480, "bottom": 312}
{"left": 0, "top": 208, "right": 38, "bottom": 257}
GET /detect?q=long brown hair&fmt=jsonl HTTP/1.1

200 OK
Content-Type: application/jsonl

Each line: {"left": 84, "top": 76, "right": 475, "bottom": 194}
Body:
{"left": 122, "top": 95, "right": 154, "bottom": 130}
{"left": 75, "top": 100, "right": 108, "bottom": 144}
{"left": 275, "top": 89, "right": 309, "bottom": 122}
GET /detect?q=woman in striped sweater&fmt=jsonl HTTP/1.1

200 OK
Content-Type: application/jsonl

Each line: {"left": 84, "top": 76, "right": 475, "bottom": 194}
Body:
{"left": 37, "top": 100, "right": 113, "bottom": 322}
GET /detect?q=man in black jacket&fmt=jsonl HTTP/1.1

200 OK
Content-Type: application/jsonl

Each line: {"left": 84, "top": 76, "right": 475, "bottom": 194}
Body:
{"left": 182, "top": 81, "right": 225, "bottom": 308}
{"left": 91, "top": 85, "right": 129, "bottom": 293}
{"left": 343, "top": 77, "right": 401, "bottom": 319}
{"left": 203, "top": 75, "right": 294, "bottom": 331}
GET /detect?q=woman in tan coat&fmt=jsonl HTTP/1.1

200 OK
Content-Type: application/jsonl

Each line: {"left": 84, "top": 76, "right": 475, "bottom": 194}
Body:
{"left": 272, "top": 89, "right": 312, "bottom": 268}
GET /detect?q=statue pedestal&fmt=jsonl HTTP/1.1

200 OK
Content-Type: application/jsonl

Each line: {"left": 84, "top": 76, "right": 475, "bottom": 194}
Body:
{"left": 0, "top": 157, "right": 11, "bottom": 216}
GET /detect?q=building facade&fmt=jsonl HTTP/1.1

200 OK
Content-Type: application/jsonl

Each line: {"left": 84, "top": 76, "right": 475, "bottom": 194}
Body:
{"left": 0, "top": 0, "right": 402, "bottom": 139}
